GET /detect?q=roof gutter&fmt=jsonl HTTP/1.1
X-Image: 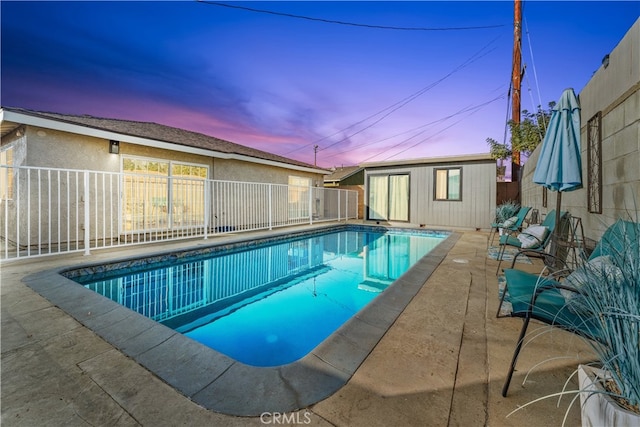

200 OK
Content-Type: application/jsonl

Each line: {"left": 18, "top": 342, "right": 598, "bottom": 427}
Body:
{"left": 1, "top": 109, "right": 328, "bottom": 175}
{"left": 360, "top": 153, "right": 494, "bottom": 168}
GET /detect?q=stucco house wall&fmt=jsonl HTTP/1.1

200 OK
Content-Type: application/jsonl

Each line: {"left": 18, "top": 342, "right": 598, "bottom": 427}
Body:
{"left": 363, "top": 154, "right": 497, "bottom": 231}
{"left": 210, "top": 158, "right": 319, "bottom": 185}
{"left": 0, "top": 109, "right": 328, "bottom": 247}
{"left": 8, "top": 124, "right": 322, "bottom": 185}
{"left": 520, "top": 18, "right": 639, "bottom": 242}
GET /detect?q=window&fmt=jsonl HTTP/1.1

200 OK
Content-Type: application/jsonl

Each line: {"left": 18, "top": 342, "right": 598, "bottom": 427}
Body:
{"left": 367, "top": 174, "right": 409, "bottom": 221}
{"left": 0, "top": 146, "right": 14, "bottom": 201}
{"left": 288, "top": 176, "right": 311, "bottom": 219}
{"left": 434, "top": 168, "right": 461, "bottom": 201}
{"left": 122, "top": 156, "right": 208, "bottom": 231}
{"left": 587, "top": 112, "right": 602, "bottom": 214}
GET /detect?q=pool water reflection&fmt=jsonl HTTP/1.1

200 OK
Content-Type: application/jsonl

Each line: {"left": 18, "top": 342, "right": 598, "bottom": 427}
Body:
{"left": 77, "top": 229, "right": 445, "bottom": 366}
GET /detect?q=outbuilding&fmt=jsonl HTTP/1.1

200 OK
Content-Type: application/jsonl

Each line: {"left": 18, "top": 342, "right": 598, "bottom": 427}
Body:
{"left": 362, "top": 154, "right": 497, "bottom": 230}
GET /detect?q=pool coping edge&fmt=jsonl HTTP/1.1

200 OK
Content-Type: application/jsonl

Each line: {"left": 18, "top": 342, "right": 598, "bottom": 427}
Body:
{"left": 22, "top": 225, "right": 460, "bottom": 416}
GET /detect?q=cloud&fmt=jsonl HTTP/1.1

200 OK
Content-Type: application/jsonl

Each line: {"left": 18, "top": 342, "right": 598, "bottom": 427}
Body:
{"left": 4, "top": 0, "right": 637, "bottom": 169}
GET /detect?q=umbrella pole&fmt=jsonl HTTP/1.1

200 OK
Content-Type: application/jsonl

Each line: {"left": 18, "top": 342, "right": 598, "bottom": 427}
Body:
{"left": 554, "top": 191, "right": 562, "bottom": 260}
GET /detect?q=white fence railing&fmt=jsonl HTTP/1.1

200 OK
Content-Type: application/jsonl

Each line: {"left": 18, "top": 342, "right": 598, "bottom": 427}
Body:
{"left": 0, "top": 165, "right": 358, "bottom": 261}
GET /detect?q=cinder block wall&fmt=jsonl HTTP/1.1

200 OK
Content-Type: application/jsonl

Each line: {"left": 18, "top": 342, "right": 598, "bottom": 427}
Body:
{"left": 521, "top": 19, "right": 640, "bottom": 242}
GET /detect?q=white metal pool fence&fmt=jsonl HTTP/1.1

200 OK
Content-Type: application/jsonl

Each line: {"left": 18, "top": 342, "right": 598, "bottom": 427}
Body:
{"left": 0, "top": 165, "right": 358, "bottom": 261}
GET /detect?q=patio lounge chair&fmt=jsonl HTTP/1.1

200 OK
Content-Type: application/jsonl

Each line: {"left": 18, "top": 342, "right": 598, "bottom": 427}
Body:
{"left": 488, "top": 206, "right": 532, "bottom": 248}
{"left": 498, "top": 219, "right": 638, "bottom": 397}
{"left": 495, "top": 210, "right": 567, "bottom": 275}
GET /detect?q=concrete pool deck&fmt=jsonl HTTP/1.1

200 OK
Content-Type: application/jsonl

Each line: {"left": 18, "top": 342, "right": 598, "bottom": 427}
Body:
{"left": 2, "top": 224, "right": 594, "bottom": 426}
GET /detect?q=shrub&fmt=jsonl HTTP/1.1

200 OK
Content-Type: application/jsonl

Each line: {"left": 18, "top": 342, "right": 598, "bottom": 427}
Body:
{"left": 495, "top": 200, "right": 520, "bottom": 223}
{"left": 570, "top": 219, "right": 640, "bottom": 412}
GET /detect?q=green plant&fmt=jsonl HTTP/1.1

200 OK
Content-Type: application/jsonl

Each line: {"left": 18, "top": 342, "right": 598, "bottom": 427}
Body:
{"left": 506, "top": 218, "right": 640, "bottom": 425}
{"left": 487, "top": 102, "right": 555, "bottom": 162}
{"left": 486, "top": 137, "right": 512, "bottom": 161}
{"left": 495, "top": 200, "right": 520, "bottom": 223}
{"left": 570, "top": 219, "right": 640, "bottom": 413}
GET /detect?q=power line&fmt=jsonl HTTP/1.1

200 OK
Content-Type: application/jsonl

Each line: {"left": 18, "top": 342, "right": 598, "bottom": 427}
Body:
{"left": 323, "top": 87, "right": 507, "bottom": 161}
{"left": 195, "top": 0, "right": 508, "bottom": 165}
{"left": 310, "top": 35, "right": 502, "bottom": 155}
{"left": 358, "top": 93, "right": 505, "bottom": 163}
{"left": 196, "top": 1, "right": 505, "bottom": 31}
{"left": 523, "top": 16, "right": 548, "bottom": 133}
{"left": 322, "top": 101, "right": 478, "bottom": 160}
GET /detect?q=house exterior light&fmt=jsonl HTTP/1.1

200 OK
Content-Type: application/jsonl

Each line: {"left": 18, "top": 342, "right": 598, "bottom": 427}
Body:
{"left": 109, "top": 140, "right": 119, "bottom": 154}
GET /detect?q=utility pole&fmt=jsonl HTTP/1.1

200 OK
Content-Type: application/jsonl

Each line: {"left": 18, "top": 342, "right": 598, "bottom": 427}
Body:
{"left": 313, "top": 145, "right": 318, "bottom": 166}
{"left": 511, "top": 0, "right": 522, "bottom": 182}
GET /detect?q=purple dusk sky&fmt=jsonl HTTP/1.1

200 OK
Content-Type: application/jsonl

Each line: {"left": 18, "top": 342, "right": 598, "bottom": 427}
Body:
{"left": 2, "top": 1, "right": 638, "bottom": 168}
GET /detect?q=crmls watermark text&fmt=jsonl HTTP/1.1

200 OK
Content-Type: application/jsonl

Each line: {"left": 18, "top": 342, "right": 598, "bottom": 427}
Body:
{"left": 260, "top": 411, "right": 312, "bottom": 425}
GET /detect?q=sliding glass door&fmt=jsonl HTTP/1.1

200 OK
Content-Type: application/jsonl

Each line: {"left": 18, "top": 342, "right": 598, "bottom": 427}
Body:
{"left": 367, "top": 174, "right": 409, "bottom": 221}
{"left": 121, "top": 156, "right": 208, "bottom": 232}
{"left": 388, "top": 174, "right": 409, "bottom": 221}
{"left": 368, "top": 175, "right": 388, "bottom": 220}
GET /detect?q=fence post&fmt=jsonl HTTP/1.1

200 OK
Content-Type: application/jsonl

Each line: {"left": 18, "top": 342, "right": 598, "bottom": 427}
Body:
{"left": 203, "top": 180, "right": 209, "bottom": 240}
{"left": 268, "top": 184, "right": 273, "bottom": 230}
{"left": 338, "top": 189, "right": 341, "bottom": 222}
{"left": 84, "top": 171, "right": 91, "bottom": 255}
{"left": 309, "top": 184, "right": 313, "bottom": 225}
{"left": 345, "top": 190, "right": 349, "bottom": 220}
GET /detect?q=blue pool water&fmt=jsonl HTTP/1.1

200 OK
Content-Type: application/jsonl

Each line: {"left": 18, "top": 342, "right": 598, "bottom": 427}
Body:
{"left": 76, "top": 228, "right": 445, "bottom": 366}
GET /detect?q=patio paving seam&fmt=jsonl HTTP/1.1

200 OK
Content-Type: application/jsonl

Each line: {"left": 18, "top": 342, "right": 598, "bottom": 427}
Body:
{"left": 68, "top": 373, "right": 139, "bottom": 426}
{"left": 446, "top": 270, "right": 473, "bottom": 425}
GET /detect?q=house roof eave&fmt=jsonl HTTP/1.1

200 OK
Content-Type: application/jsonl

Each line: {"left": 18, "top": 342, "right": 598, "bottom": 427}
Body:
{"left": 361, "top": 153, "right": 495, "bottom": 169}
{"left": 1, "top": 108, "right": 329, "bottom": 175}
{"left": 323, "top": 166, "right": 363, "bottom": 182}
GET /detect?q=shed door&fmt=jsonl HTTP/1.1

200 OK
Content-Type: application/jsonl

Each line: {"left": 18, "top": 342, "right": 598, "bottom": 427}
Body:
{"left": 367, "top": 174, "right": 409, "bottom": 221}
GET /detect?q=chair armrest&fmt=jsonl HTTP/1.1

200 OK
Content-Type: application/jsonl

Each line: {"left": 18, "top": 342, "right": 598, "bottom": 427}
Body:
{"left": 508, "top": 250, "right": 569, "bottom": 271}
{"left": 530, "top": 276, "right": 581, "bottom": 306}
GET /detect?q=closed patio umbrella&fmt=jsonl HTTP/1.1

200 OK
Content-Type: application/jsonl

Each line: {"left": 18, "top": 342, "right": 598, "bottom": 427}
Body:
{"left": 533, "top": 88, "right": 582, "bottom": 252}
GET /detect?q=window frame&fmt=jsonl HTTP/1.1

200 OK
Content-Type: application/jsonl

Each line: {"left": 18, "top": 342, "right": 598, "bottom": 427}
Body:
{"left": 587, "top": 112, "right": 602, "bottom": 214}
{"left": 120, "top": 155, "right": 209, "bottom": 232}
{"left": 433, "top": 167, "right": 462, "bottom": 201}
{"left": 288, "top": 175, "right": 311, "bottom": 220}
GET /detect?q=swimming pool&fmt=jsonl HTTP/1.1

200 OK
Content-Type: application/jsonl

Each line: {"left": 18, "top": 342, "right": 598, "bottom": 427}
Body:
{"left": 72, "top": 228, "right": 446, "bottom": 366}
{"left": 29, "top": 224, "right": 458, "bottom": 415}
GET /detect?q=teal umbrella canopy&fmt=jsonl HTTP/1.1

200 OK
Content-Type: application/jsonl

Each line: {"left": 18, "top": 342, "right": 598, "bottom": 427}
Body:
{"left": 533, "top": 88, "right": 582, "bottom": 192}
{"left": 533, "top": 88, "right": 582, "bottom": 257}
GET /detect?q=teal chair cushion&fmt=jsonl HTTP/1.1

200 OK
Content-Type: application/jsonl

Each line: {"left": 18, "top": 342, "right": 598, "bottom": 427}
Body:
{"left": 504, "top": 269, "right": 602, "bottom": 341}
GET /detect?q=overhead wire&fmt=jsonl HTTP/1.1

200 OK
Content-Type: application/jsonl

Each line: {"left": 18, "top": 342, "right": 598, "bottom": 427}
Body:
{"left": 502, "top": 81, "right": 512, "bottom": 149}
{"left": 523, "top": 16, "right": 548, "bottom": 133}
{"left": 196, "top": 1, "right": 505, "bottom": 31}
{"left": 196, "top": 0, "right": 509, "bottom": 163}
{"left": 381, "top": 117, "right": 475, "bottom": 162}
{"left": 358, "top": 93, "right": 506, "bottom": 163}
{"left": 314, "top": 35, "right": 502, "bottom": 155}
{"left": 321, "top": 112, "right": 464, "bottom": 160}
{"left": 285, "top": 35, "right": 501, "bottom": 156}
{"left": 384, "top": 105, "right": 500, "bottom": 162}
{"left": 323, "top": 85, "right": 507, "bottom": 161}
